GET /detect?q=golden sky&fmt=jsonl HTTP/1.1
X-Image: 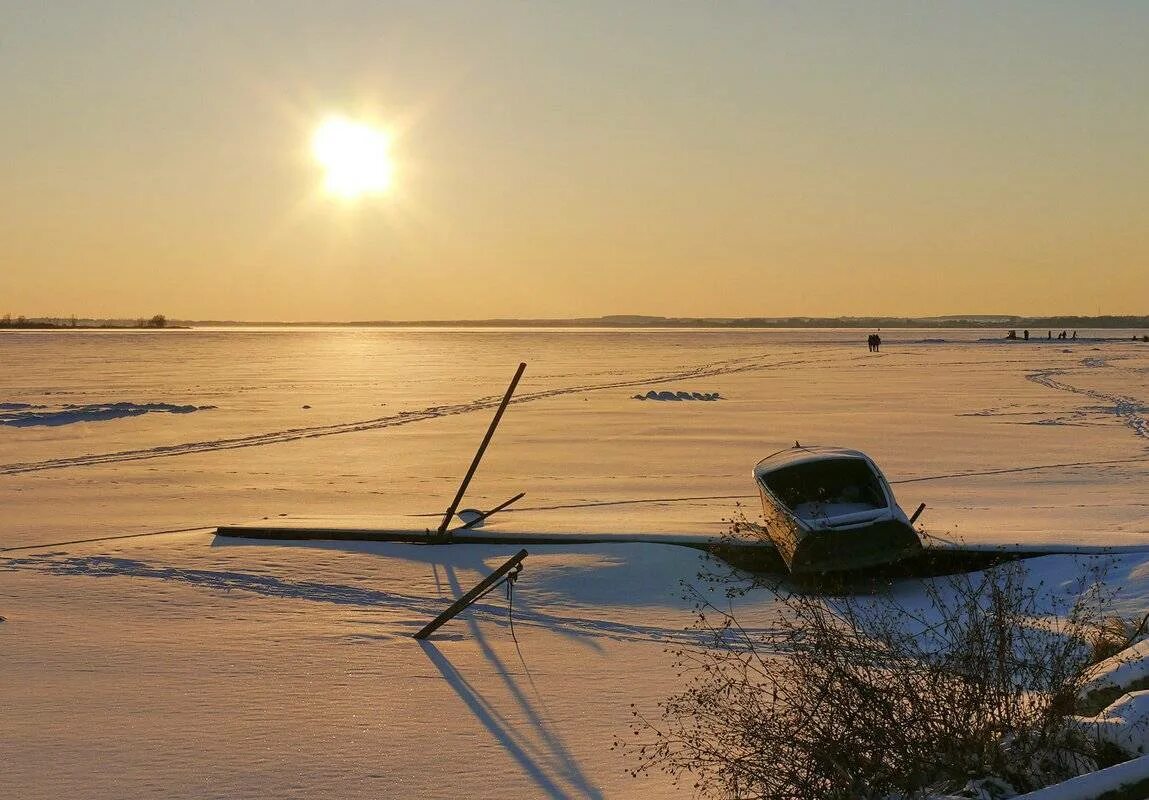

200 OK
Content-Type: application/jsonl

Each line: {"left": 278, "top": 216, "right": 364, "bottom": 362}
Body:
{"left": 2, "top": 2, "right": 1147, "bottom": 320}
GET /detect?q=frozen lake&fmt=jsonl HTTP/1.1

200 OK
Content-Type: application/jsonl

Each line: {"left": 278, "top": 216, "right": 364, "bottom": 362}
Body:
{"left": 2, "top": 327, "right": 1146, "bottom": 547}
{"left": 2, "top": 327, "right": 1148, "bottom": 798}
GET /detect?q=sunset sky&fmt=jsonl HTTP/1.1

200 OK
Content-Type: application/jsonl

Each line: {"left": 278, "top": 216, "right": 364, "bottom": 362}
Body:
{"left": 3, "top": 2, "right": 1147, "bottom": 320}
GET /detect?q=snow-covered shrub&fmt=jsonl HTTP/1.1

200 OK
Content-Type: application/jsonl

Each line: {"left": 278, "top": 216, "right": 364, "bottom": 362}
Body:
{"left": 620, "top": 544, "right": 1126, "bottom": 799}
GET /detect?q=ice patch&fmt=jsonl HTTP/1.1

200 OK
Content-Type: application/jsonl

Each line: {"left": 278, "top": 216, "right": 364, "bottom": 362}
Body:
{"left": 0, "top": 402, "right": 215, "bottom": 428}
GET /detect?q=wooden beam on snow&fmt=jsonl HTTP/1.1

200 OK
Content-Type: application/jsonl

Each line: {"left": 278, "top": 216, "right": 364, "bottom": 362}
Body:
{"left": 414, "top": 549, "right": 528, "bottom": 640}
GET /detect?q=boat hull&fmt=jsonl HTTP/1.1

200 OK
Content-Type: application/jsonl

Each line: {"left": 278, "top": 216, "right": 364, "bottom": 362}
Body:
{"left": 758, "top": 485, "right": 922, "bottom": 574}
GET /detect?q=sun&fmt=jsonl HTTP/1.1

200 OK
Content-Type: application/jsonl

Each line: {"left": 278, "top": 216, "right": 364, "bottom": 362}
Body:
{"left": 312, "top": 115, "right": 393, "bottom": 199}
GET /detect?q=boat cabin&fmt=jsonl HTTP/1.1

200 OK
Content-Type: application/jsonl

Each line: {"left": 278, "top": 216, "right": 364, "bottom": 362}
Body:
{"left": 759, "top": 453, "right": 891, "bottom": 529}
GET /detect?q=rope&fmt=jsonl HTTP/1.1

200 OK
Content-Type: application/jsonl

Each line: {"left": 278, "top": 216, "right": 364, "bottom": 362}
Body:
{"left": 0, "top": 525, "right": 213, "bottom": 553}
{"left": 917, "top": 528, "right": 962, "bottom": 549}
{"left": 506, "top": 562, "right": 520, "bottom": 643}
{"left": 466, "top": 560, "right": 524, "bottom": 642}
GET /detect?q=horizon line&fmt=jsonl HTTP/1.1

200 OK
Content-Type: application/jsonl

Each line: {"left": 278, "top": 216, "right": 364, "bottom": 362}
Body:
{"left": 6, "top": 312, "right": 1149, "bottom": 329}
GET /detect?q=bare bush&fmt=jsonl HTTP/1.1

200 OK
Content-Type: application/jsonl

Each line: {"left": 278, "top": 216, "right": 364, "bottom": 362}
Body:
{"left": 620, "top": 550, "right": 1124, "bottom": 799}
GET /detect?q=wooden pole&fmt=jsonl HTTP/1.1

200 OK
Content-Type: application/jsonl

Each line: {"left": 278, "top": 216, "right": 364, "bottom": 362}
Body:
{"left": 414, "top": 549, "right": 528, "bottom": 640}
{"left": 909, "top": 502, "right": 926, "bottom": 525}
{"left": 456, "top": 492, "right": 526, "bottom": 531}
{"left": 437, "top": 362, "right": 527, "bottom": 534}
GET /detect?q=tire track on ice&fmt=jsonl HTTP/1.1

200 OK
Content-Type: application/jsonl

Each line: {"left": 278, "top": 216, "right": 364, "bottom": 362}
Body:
{"left": 0, "top": 352, "right": 847, "bottom": 475}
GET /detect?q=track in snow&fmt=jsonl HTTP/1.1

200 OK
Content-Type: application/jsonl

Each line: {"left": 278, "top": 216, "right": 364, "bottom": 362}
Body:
{"left": 1026, "top": 357, "right": 1149, "bottom": 440}
{"left": 0, "top": 352, "right": 851, "bottom": 476}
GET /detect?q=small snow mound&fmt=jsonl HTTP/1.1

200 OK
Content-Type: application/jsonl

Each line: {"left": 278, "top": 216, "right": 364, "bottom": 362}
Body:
{"left": 1082, "top": 638, "right": 1149, "bottom": 694}
{"left": 1086, "top": 691, "right": 1149, "bottom": 756}
{"left": 633, "top": 390, "right": 721, "bottom": 402}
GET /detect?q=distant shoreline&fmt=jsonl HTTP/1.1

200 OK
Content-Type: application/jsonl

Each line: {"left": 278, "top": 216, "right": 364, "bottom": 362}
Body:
{"left": 0, "top": 323, "right": 190, "bottom": 331}
{"left": 153, "top": 314, "right": 1149, "bottom": 330}
{"left": 3, "top": 315, "right": 1146, "bottom": 330}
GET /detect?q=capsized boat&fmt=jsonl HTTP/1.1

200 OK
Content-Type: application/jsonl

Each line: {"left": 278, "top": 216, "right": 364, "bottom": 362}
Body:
{"left": 753, "top": 445, "right": 922, "bottom": 573}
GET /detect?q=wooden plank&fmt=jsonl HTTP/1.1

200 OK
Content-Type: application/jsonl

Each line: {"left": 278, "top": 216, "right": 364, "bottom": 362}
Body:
{"left": 414, "top": 549, "right": 528, "bottom": 640}
{"left": 213, "top": 524, "right": 729, "bottom": 547}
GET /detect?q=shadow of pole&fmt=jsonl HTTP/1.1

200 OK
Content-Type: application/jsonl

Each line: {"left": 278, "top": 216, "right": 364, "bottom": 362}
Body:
{"left": 418, "top": 639, "right": 603, "bottom": 800}
{"left": 424, "top": 563, "right": 604, "bottom": 800}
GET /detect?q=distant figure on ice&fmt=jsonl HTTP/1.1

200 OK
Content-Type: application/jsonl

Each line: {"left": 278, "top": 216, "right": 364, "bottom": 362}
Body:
{"left": 1023, "top": 329, "right": 1029, "bottom": 341}
{"left": 1072, "top": 330, "right": 1078, "bottom": 340}
{"left": 1048, "top": 330, "right": 1052, "bottom": 339}
{"left": 1058, "top": 330, "right": 1067, "bottom": 339}
{"left": 873, "top": 333, "right": 881, "bottom": 352}
{"left": 1006, "top": 330, "right": 1017, "bottom": 339}
{"left": 867, "top": 334, "right": 876, "bottom": 352}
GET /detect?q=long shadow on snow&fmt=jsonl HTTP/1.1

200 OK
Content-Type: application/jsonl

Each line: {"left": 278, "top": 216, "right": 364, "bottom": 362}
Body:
{"left": 420, "top": 643, "right": 603, "bottom": 800}
{"left": 211, "top": 536, "right": 726, "bottom": 643}
{"left": 417, "top": 559, "right": 604, "bottom": 800}
{"left": 0, "top": 548, "right": 717, "bottom": 646}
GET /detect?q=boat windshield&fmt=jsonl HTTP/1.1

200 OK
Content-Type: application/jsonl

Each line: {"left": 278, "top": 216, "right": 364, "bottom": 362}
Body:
{"left": 762, "top": 458, "right": 888, "bottom": 511}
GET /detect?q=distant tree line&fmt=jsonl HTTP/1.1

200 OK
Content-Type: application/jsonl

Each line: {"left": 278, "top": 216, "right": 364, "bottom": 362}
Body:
{"left": 176, "top": 315, "right": 1149, "bottom": 329}
{"left": 1, "top": 314, "right": 169, "bottom": 329}
{"left": 3, "top": 313, "right": 1147, "bottom": 330}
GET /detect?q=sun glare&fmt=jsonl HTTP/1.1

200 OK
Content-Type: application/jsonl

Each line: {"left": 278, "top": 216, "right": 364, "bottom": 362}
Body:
{"left": 312, "top": 116, "right": 393, "bottom": 199}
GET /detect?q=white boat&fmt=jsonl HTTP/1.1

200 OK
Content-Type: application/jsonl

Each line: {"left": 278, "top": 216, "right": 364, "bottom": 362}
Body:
{"left": 753, "top": 445, "right": 922, "bottom": 573}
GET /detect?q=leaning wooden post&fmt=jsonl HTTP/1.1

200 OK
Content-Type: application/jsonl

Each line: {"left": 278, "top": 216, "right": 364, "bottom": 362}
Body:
{"left": 414, "top": 549, "right": 528, "bottom": 640}
{"left": 909, "top": 503, "right": 926, "bottom": 525}
{"left": 437, "top": 362, "right": 527, "bottom": 534}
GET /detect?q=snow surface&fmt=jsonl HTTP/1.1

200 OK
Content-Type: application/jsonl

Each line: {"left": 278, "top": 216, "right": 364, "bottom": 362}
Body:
{"left": 1082, "top": 691, "right": 1149, "bottom": 757}
{"left": 1084, "top": 638, "right": 1149, "bottom": 699}
{"left": 1013, "top": 753, "right": 1149, "bottom": 800}
{"left": 2, "top": 327, "right": 1148, "bottom": 798}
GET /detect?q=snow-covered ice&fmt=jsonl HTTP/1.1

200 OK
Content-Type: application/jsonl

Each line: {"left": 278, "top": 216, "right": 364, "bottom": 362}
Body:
{"left": 2, "top": 327, "right": 1148, "bottom": 798}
